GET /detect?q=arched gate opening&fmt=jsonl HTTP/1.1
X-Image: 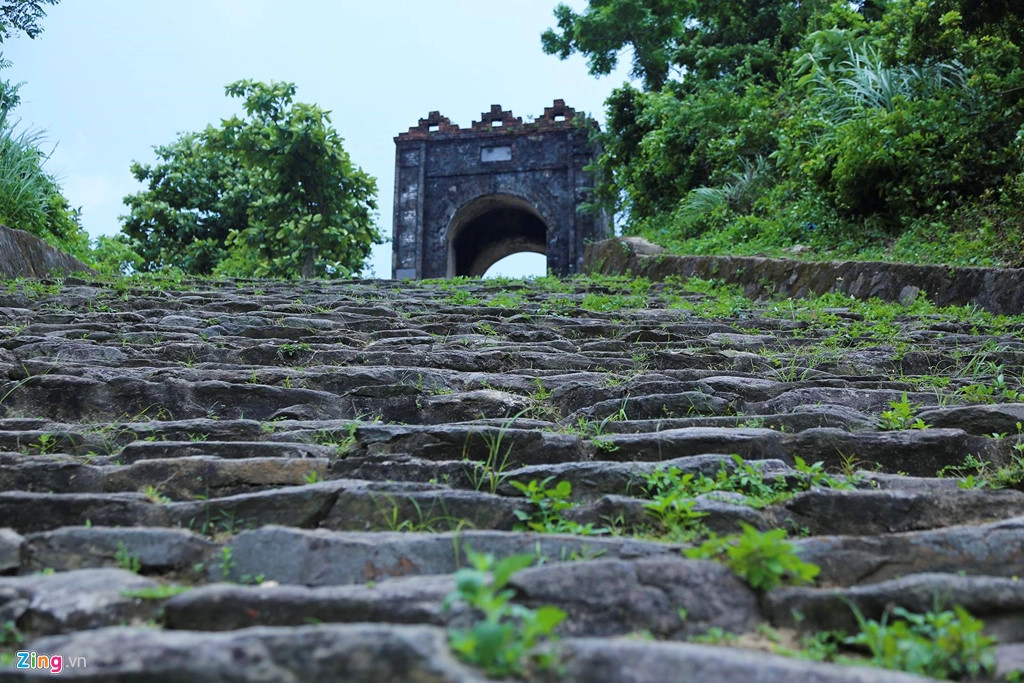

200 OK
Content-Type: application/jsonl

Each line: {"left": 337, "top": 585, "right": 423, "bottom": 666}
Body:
{"left": 446, "top": 194, "right": 548, "bottom": 277}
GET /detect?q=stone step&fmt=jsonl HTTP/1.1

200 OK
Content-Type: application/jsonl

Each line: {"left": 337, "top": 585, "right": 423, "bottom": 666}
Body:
{"left": 15, "top": 625, "right": 940, "bottom": 682}
{"left": 1, "top": 272, "right": 1023, "bottom": 680}
{"left": 767, "top": 573, "right": 1024, "bottom": 642}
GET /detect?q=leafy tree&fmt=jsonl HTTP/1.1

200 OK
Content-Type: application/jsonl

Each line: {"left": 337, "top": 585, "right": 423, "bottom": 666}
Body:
{"left": 216, "top": 80, "right": 380, "bottom": 279}
{"left": 122, "top": 80, "right": 381, "bottom": 278}
{"left": 122, "top": 132, "right": 251, "bottom": 275}
{"left": 542, "top": 0, "right": 828, "bottom": 89}
{"left": 541, "top": 0, "right": 684, "bottom": 90}
{"left": 0, "top": 0, "right": 59, "bottom": 43}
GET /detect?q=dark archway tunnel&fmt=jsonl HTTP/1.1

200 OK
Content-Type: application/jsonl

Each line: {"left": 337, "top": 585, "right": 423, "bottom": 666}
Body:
{"left": 447, "top": 195, "right": 548, "bottom": 277}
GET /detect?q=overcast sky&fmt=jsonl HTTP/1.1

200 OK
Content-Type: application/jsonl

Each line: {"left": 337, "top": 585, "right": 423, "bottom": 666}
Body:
{"left": 4, "top": 0, "right": 630, "bottom": 278}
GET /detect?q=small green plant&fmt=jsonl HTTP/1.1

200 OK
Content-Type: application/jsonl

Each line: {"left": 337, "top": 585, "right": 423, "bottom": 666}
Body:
{"left": 643, "top": 455, "right": 796, "bottom": 510}
{"left": 510, "top": 477, "right": 607, "bottom": 535}
{"left": 465, "top": 416, "right": 522, "bottom": 494}
{"left": 122, "top": 585, "right": 192, "bottom": 600}
{"left": 537, "top": 297, "right": 577, "bottom": 316}
{"left": 592, "top": 436, "right": 620, "bottom": 452}
{"left": 277, "top": 342, "right": 311, "bottom": 359}
{"left": 115, "top": 541, "right": 142, "bottom": 573}
{"left": 33, "top": 432, "right": 58, "bottom": 454}
{"left": 219, "top": 546, "right": 235, "bottom": 580}
{"left": 792, "top": 456, "right": 855, "bottom": 491}
{"left": 486, "top": 290, "right": 525, "bottom": 309}
{"left": 580, "top": 292, "right": 646, "bottom": 312}
{"left": 0, "top": 620, "right": 23, "bottom": 646}
{"left": 373, "top": 494, "right": 462, "bottom": 533}
{"left": 530, "top": 377, "right": 552, "bottom": 402}
{"left": 312, "top": 422, "right": 358, "bottom": 458}
{"left": 684, "top": 524, "right": 820, "bottom": 591}
{"left": 956, "top": 367, "right": 1024, "bottom": 404}
{"left": 642, "top": 489, "right": 709, "bottom": 542}
{"left": 443, "top": 548, "right": 565, "bottom": 677}
{"left": 303, "top": 470, "right": 323, "bottom": 484}
{"left": 846, "top": 603, "right": 995, "bottom": 679}
{"left": 687, "top": 627, "right": 738, "bottom": 645}
{"left": 447, "top": 289, "right": 483, "bottom": 306}
{"left": 143, "top": 485, "right": 171, "bottom": 504}
{"left": 878, "top": 393, "right": 930, "bottom": 430}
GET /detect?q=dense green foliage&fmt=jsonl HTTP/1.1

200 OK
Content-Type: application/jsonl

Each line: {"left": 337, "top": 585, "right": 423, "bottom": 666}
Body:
{"left": 122, "top": 80, "right": 381, "bottom": 278}
{"left": 545, "top": 0, "right": 1024, "bottom": 266}
{"left": 0, "top": 0, "right": 92, "bottom": 263}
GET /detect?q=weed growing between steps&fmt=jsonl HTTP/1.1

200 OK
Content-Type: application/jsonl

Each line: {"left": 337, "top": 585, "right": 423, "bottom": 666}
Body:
{"left": 845, "top": 603, "right": 996, "bottom": 680}
{"left": 639, "top": 454, "right": 855, "bottom": 542}
{"left": 939, "top": 426, "right": 1024, "bottom": 491}
{"left": 443, "top": 549, "right": 565, "bottom": 678}
{"left": 878, "top": 393, "right": 932, "bottom": 430}
{"left": 121, "top": 585, "right": 192, "bottom": 600}
{"left": 704, "top": 607, "right": 998, "bottom": 681}
{"left": 510, "top": 478, "right": 608, "bottom": 536}
{"left": 684, "top": 524, "right": 820, "bottom": 591}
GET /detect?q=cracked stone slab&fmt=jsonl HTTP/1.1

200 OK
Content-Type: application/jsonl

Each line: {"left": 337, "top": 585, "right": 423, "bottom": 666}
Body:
{"left": 24, "top": 527, "right": 215, "bottom": 574}
{"left": 795, "top": 516, "right": 1024, "bottom": 586}
{"left": 163, "top": 577, "right": 452, "bottom": 631}
{"left": 509, "top": 557, "right": 761, "bottom": 639}
{"left": 0, "top": 568, "right": 160, "bottom": 637}
{"left": 219, "top": 526, "right": 679, "bottom": 586}
{"left": 19, "top": 623, "right": 488, "bottom": 682}
{"left": 558, "top": 638, "right": 937, "bottom": 682}
{"left": 781, "top": 427, "right": 996, "bottom": 477}
{"left": 600, "top": 427, "right": 789, "bottom": 463}
{"left": 777, "top": 487, "right": 1024, "bottom": 535}
{"left": 0, "top": 491, "right": 169, "bottom": 534}
{"left": 767, "top": 573, "right": 1024, "bottom": 642}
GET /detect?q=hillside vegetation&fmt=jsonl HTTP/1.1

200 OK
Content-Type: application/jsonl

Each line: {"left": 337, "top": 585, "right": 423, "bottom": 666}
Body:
{"left": 545, "top": 0, "right": 1024, "bottom": 268}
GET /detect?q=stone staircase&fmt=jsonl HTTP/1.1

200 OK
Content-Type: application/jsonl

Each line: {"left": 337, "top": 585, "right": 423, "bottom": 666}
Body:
{"left": 1, "top": 273, "right": 1023, "bottom": 681}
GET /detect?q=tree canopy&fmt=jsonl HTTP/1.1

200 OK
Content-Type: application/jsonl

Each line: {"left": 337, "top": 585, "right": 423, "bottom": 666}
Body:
{"left": 545, "top": 0, "right": 1024, "bottom": 267}
{"left": 0, "top": 0, "right": 59, "bottom": 43}
{"left": 121, "top": 80, "right": 381, "bottom": 278}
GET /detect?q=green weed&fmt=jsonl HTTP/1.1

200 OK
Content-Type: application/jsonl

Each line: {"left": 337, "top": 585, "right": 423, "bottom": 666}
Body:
{"left": 684, "top": 524, "right": 820, "bottom": 591}
{"left": 443, "top": 548, "right": 565, "bottom": 678}
{"left": 510, "top": 477, "right": 608, "bottom": 536}
{"left": 115, "top": 542, "right": 142, "bottom": 573}
{"left": 878, "top": 393, "right": 930, "bottom": 430}
{"left": 846, "top": 603, "right": 995, "bottom": 679}
{"left": 122, "top": 585, "right": 192, "bottom": 600}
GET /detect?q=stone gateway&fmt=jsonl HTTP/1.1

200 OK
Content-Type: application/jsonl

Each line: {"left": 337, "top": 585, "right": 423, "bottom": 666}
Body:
{"left": 391, "top": 100, "right": 611, "bottom": 279}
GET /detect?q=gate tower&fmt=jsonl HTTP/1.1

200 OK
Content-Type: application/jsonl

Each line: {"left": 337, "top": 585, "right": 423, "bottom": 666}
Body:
{"left": 391, "top": 100, "right": 610, "bottom": 279}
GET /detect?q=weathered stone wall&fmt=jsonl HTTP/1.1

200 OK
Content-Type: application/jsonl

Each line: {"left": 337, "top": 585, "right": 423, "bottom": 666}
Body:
{"left": 0, "top": 224, "right": 94, "bottom": 279}
{"left": 392, "top": 101, "right": 610, "bottom": 279}
{"left": 584, "top": 237, "right": 1024, "bottom": 315}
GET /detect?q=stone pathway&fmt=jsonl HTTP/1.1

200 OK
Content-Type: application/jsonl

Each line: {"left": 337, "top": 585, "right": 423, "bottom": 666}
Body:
{"left": 1, "top": 273, "right": 1023, "bottom": 681}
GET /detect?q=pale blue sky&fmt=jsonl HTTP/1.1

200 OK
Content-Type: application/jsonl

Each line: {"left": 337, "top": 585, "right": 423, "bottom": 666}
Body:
{"left": 4, "top": 0, "right": 629, "bottom": 278}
